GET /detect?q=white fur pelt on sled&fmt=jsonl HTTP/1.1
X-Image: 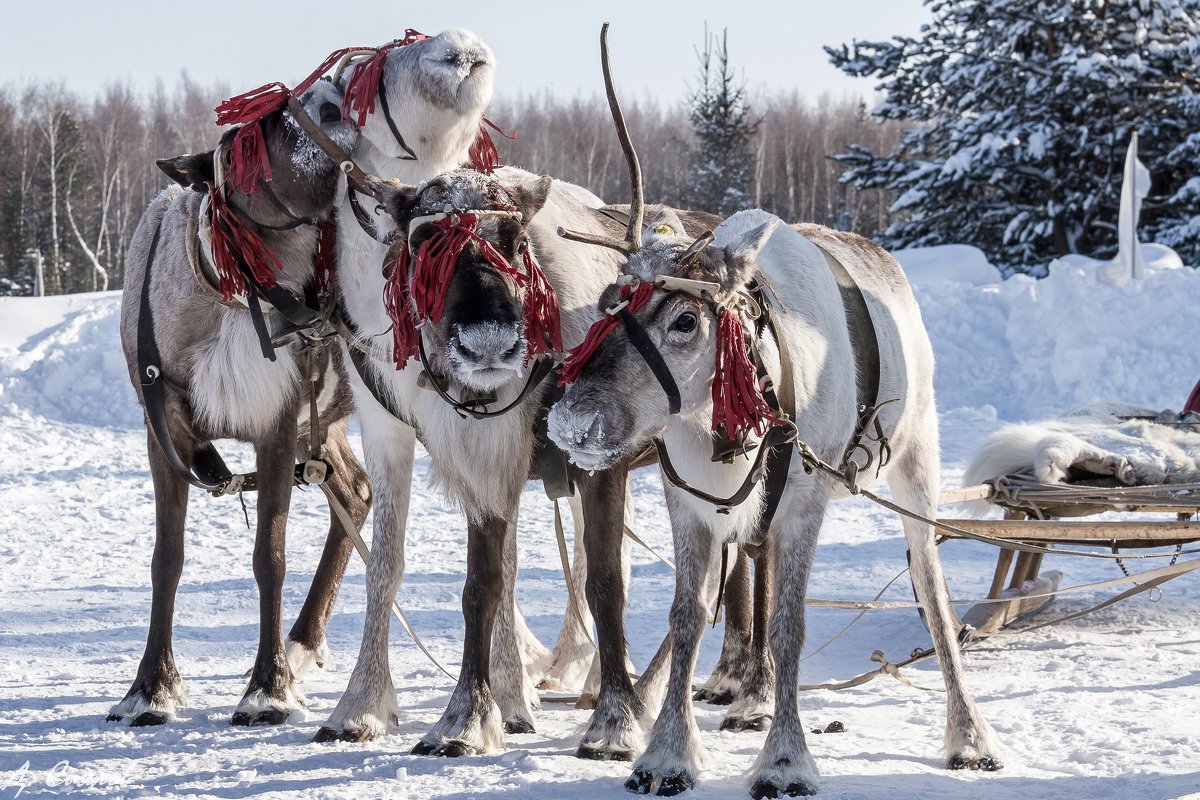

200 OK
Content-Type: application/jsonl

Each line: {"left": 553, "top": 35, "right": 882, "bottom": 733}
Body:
{"left": 964, "top": 402, "right": 1200, "bottom": 488}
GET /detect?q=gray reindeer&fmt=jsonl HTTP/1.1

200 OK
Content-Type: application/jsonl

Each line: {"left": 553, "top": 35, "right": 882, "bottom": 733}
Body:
{"left": 112, "top": 80, "right": 367, "bottom": 727}
{"left": 548, "top": 27, "right": 1002, "bottom": 799}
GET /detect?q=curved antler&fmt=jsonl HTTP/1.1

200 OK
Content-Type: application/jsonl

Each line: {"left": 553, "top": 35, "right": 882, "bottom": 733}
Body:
{"left": 601, "top": 23, "right": 643, "bottom": 252}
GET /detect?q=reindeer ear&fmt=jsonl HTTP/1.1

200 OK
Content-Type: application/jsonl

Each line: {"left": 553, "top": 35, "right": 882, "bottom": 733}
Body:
{"left": 156, "top": 153, "right": 215, "bottom": 192}
{"left": 509, "top": 175, "right": 553, "bottom": 220}
{"left": 720, "top": 219, "right": 778, "bottom": 290}
{"left": 642, "top": 207, "right": 687, "bottom": 246}
{"left": 365, "top": 175, "right": 419, "bottom": 223}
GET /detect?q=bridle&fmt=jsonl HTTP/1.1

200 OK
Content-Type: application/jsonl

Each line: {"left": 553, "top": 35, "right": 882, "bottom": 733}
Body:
{"left": 382, "top": 205, "right": 559, "bottom": 420}
{"left": 213, "top": 140, "right": 323, "bottom": 232}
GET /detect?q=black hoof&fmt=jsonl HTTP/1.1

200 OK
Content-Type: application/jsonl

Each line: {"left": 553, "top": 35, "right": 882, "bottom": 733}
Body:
{"left": 657, "top": 772, "right": 694, "bottom": 796}
{"left": 130, "top": 711, "right": 170, "bottom": 727}
{"left": 578, "top": 742, "right": 633, "bottom": 762}
{"left": 504, "top": 717, "right": 535, "bottom": 735}
{"left": 625, "top": 768, "right": 654, "bottom": 794}
{"left": 721, "top": 715, "right": 771, "bottom": 732}
{"left": 750, "top": 781, "right": 817, "bottom": 799}
{"left": 411, "top": 739, "right": 473, "bottom": 758}
{"left": 231, "top": 706, "right": 289, "bottom": 727}
{"left": 693, "top": 688, "right": 735, "bottom": 705}
{"left": 314, "top": 725, "right": 373, "bottom": 743}
{"left": 950, "top": 754, "right": 1003, "bottom": 771}
{"left": 105, "top": 714, "right": 122, "bottom": 723}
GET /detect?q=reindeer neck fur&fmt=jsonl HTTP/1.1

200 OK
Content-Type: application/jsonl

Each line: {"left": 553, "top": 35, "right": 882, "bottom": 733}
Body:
{"left": 196, "top": 193, "right": 322, "bottom": 295}
{"left": 121, "top": 187, "right": 313, "bottom": 440}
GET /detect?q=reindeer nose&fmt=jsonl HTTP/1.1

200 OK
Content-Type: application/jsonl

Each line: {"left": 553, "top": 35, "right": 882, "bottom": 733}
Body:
{"left": 454, "top": 323, "right": 522, "bottom": 367}
{"left": 319, "top": 102, "right": 341, "bottom": 124}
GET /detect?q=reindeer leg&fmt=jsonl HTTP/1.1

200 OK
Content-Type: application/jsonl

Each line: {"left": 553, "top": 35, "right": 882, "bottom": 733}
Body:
{"left": 411, "top": 508, "right": 514, "bottom": 756}
{"left": 108, "top": 431, "right": 192, "bottom": 726}
{"left": 748, "top": 480, "right": 827, "bottom": 800}
{"left": 626, "top": 505, "right": 719, "bottom": 796}
{"left": 890, "top": 434, "right": 1002, "bottom": 771}
{"left": 491, "top": 504, "right": 543, "bottom": 734}
{"left": 232, "top": 412, "right": 302, "bottom": 726}
{"left": 695, "top": 547, "right": 751, "bottom": 705}
{"left": 722, "top": 541, "right": 775, "bottom": 732}
{"left": 316, "top": 403, "right": 414, "bottom": 742}
{"left": 286, "top": 419, "right": 370, "bottom": 681}
{"left": 575, "top": 465, "right": 644, "bottom": 761}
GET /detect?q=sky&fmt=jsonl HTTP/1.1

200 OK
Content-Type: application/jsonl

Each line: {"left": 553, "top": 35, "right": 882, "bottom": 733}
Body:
{"left": 1, "top": 0, "right": 929, "bottom": 106}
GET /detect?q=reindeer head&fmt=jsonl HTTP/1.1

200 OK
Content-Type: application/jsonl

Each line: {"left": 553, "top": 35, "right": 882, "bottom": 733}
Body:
{"left": 338, "top": 29, "right": 495, "bottom": 168}
{"left": 547, "top": 23, "right": 781, "bottom": 470}
{"left": 158, "top": 81, "right": 356, "bottom": 221}
{"left": 371, "top": 169, "right": 560, "bottom": 393}
{"left": 549, "top": 210, "right": 777, "bottom": 471}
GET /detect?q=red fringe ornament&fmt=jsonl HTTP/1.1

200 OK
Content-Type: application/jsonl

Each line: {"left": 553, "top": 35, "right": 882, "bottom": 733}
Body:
{"left": 711, "top": 309, "right": 780, "bottom": 439}
{"left": 313, "top": 217, "right": 338, "bottom": 295}
{"left": 382, "top": 213, "right": 560, "bottom": 370}
{"left": 470, "top": 118, "right": 516, "bottom": 174}
{"left": 559, "top": 281, "right": 654, "bottom": 386}
{"left": 383, "top": 245, "right": 421, "bottom": 368}
{"left": 206, "top": 187, "right": 282, "bottom": 301}
{"left": 342, "top": 30, "right": 429, "bottom": 126}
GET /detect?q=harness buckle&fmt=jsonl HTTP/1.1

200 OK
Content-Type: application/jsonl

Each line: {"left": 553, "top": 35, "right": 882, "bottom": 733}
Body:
{"left": 301, "top": 459, "right": 329, "bottom": 485}
{"left": 605, "top": 298, "right": 631, "bottom": 316}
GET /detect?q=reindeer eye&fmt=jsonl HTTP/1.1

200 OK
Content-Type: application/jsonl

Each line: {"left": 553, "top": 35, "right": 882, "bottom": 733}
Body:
{"left": 672, "top": 312, "right": 697, "bottom": 333}
{"left": 515, "top": 238, "right": 528, "bottom": 255}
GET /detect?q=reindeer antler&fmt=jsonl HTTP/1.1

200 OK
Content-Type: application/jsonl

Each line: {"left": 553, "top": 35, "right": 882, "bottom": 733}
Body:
{"left": 557, "top": 23, "right": 645, "bottom": 255}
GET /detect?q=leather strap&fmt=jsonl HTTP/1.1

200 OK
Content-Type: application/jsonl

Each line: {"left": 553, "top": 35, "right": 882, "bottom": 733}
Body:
{"left": 416, "top": 338, "right": 555, "bottom": 420}
{"left": 377, "top": 69, "right": 419, "bottom": 161}
{"left": 618, "top": 309, "right": 681, "bottom": 414}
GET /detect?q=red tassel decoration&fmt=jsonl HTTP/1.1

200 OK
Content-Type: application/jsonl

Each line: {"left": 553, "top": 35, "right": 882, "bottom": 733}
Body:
{"left": 214, "top": 42, "right": 395, "bottom": 194}
{"left": 469, "top": 118, "right": 516, "bottom": 174}
{"left": 711, "top": 309, "right": 780, "bottom": 439}
{"left": 382, "top": 213, "right": 561, "bottom": 370}
{"left": 206, "top": 188, "right": 282, "bottom": 300}
{"left": 313, "top": 217, "right": 338, "bottom": 295}
{"left": 342, "top": 30, "right": 429, "bottom": 127}
{"left": 383, "top": 245, "right": 421, "bottom": 368}
{"left": 559, "top": 281, "right": 654, "bottom": 386}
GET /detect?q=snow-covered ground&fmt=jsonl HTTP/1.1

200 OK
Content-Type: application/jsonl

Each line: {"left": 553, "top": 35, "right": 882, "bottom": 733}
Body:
{"left": 2, "top": 253, "right": 1199, "bottom": 800}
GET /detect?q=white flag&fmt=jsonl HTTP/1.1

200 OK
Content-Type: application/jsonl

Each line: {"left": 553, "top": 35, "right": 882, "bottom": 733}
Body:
{"left": 1099, "top": 130, "right": 1151, "bottom": 286}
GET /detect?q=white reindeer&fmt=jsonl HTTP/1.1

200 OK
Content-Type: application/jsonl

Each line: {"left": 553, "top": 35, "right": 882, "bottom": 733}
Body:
{"left": 547, "top": 31, "right": 1002, "bottom": 797}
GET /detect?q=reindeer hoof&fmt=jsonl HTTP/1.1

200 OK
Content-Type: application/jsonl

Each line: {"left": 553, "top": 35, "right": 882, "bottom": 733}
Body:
{"left": 504, "top": 717, "right": 535, "bottom": 735}
{"left": 231, "top": 707, "right": 289, "bottom": 727}
{"left": 130, "top": 711, "right": 170, "bottom": 727}
{"left": 722, "top": 714, "right": 771, "bottom": 732}
{"left": 578, "top": 742, "right": 633, "bottom": 762}
{"left": 625, "top": 768, "right": 655, "bottom": 794}
{"left": 314, "top": 725, "right": 374, "bottom": 743}
{"left": 949, "top": 754, "right": 1003, "bottom": 771}
{"left": 411, "top": 739, "right": 474, "bottom": 758}
{"left": 105, "top": 714, "right": 122, "bottom": 723}
{"left": 694, "top": 688, "right": 735, "bottom": 705}
{"left": 750, "top": 780, "right": 817, "bottom": 798}
{"left": 656, "top": 772, "right": 695, "bottom": 796}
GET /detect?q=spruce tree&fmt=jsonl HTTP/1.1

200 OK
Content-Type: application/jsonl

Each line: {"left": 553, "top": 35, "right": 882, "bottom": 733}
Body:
{"left": 682, "top": 27, "right": 761, "bottom": 217}
{"left": 827, "top": 0, "right": 1200, "bottom": 271}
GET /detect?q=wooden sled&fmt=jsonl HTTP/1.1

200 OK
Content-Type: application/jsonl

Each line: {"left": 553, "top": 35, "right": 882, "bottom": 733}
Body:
{"left": 937, "top": 475, "right": 1200, "bottom": 634}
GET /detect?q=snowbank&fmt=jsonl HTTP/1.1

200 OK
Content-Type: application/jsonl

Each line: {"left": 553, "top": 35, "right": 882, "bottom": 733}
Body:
{"left": 0, "top": 291, "right": 141, "bottom": 429}
{"left": 910, "top": 251, "right": 1200, "bottom": 420}
{"left": 1, "top": 249, "right": 1197, "bottom": 432}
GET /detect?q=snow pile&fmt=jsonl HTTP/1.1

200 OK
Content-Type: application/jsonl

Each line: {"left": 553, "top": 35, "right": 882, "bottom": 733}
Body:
{"left": 0, "top": 292, "right": 140, "bottom": 429}
{"left": 907, "top": 245, "right": 1200, "bottom": 420}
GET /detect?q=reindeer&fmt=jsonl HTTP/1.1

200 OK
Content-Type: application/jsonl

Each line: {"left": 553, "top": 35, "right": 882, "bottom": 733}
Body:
{"left": 112, "top": 79, "right": 370, "bottom": 727}
{"left": 547, "top": 28, "right": 1003, "bottom": 798}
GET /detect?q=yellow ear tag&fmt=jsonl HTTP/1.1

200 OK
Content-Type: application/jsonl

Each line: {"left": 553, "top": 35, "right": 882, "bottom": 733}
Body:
{"left": 653, "top": 224, "right": 674, "bottom": 235}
